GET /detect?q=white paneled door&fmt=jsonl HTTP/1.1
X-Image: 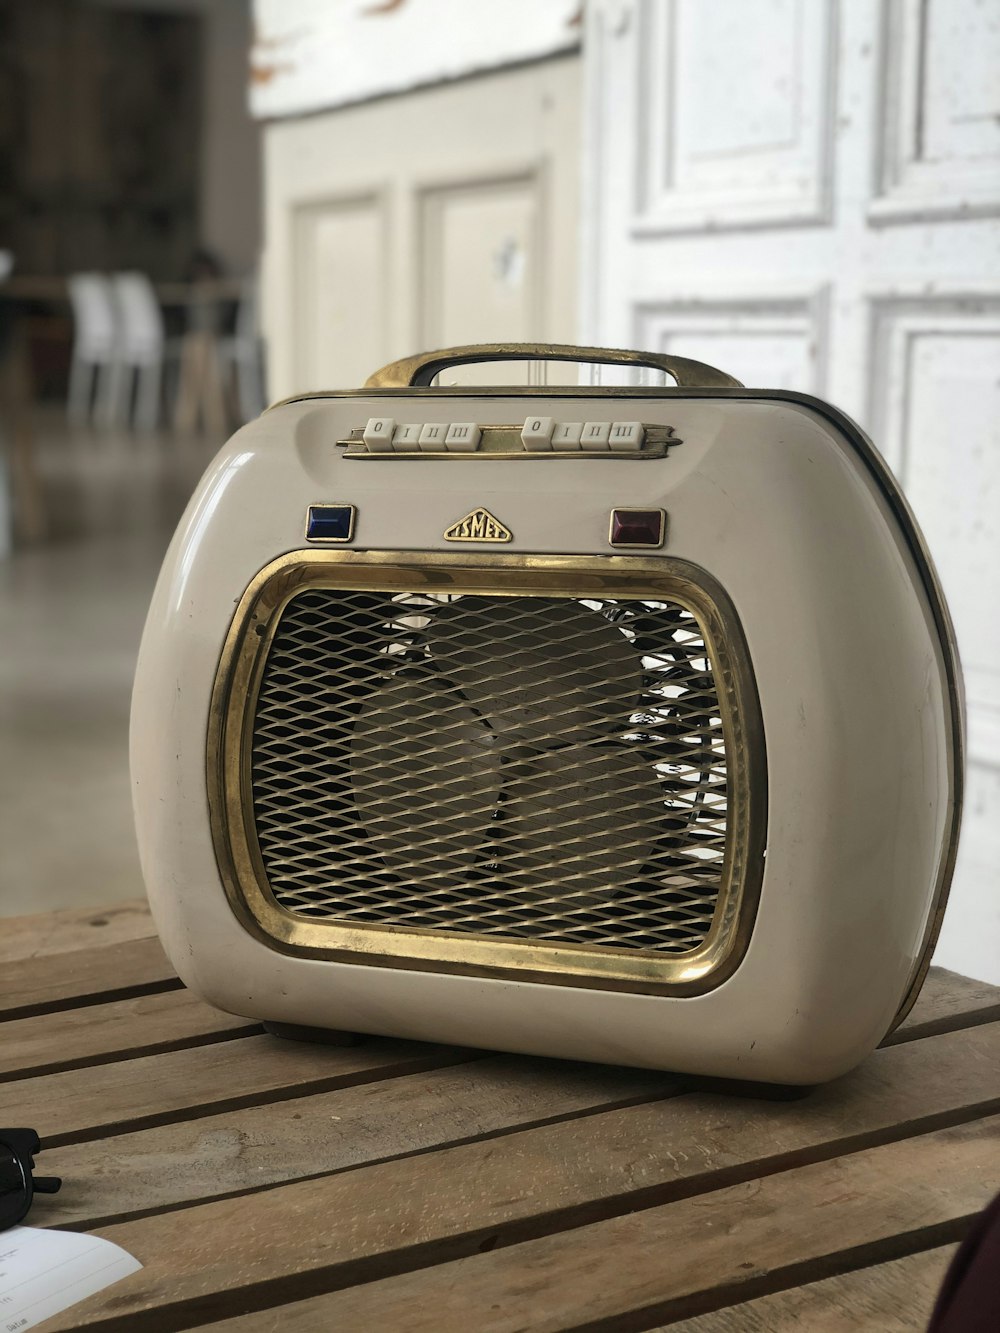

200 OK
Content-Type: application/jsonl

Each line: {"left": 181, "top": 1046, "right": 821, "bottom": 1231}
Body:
{"left": 583, "top": 0, "right": 1000, "bottom": 981}
{"left": 261, "top": 55, "right": 580, "bottom": 397}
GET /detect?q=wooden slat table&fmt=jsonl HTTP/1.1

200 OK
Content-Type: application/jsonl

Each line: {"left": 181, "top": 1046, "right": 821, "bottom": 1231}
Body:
{"left": 1, "top": 901, "right": 997, "bottom": 1332}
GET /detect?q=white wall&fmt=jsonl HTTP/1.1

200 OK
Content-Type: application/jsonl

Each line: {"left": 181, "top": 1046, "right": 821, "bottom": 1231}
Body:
{"left": 250, "top": 0, "right": 580, "bottom": 119}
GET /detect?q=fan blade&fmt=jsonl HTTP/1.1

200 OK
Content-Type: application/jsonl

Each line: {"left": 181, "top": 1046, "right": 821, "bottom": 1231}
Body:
{"left": 351, "top": 669, "right": 499, "bottom": 886}
{"left": 426, "top": 598, "right": 641, "bottom": 746}
{"left": 498, "top": 742, "right": 662, "bottom": 912}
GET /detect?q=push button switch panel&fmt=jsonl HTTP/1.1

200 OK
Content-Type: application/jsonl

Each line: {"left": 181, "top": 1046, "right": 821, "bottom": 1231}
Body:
{"left": 344, "top": 417, "right": 677, "bottom": 458}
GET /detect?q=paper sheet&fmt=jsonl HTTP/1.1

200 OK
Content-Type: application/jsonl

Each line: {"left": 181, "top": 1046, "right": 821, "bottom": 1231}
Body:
{"left": 0, "top": 1226, "right": 141, "bottom": 1331}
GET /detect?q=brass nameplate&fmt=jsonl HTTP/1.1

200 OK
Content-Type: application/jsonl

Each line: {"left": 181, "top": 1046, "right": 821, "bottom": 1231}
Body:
{"left": 443, "top": 507, "right": 513, "bottom": 543}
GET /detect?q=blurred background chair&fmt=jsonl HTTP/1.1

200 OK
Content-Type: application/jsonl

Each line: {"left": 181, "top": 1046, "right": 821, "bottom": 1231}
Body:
{"left": 109, "top": 272, "right": 178, "bottom": 432}
{"left": 220, "top": 277, "right": 266, "bottom": 422}
{"left": 66, "top": 273, "right": 118, "bottom": 427}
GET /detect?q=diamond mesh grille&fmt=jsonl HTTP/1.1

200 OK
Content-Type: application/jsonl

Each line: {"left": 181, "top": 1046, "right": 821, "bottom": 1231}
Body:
{"left": 249, "top": 588, "right": 730, "bottom": 955}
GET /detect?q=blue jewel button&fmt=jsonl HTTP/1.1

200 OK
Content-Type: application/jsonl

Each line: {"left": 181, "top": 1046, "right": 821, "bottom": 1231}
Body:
{"left": 306, "top": 505, "right": 356, "bottom": 542}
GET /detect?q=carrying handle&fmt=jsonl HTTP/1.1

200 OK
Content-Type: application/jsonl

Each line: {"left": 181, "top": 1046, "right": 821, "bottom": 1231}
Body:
{"left": 364, "top": 342, "right": 743, "bottom": 390}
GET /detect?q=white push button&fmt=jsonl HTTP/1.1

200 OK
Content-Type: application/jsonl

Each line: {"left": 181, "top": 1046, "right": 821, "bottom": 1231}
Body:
{"left": 521, "top": 415, "right": 555, "bottom": 451}
{"left": 609, "top": 421, "right": 645, "bottom": 452}
{"left": 581, "top": 421, "right": 612, "bottom": 449}
{"left": 418, "top": 422, "right": 448, "bottom": 451}
{"left": 445, "top": 422, "right": 482, "bottom": 452}
{"left": 392, "top": 423, "right": 422, "bottom": 450}
{"left": 363, "top": 417, "right": 395, "bottom": 452}
{"left": 551, "top": 421, "right": 584, "bottom": 451}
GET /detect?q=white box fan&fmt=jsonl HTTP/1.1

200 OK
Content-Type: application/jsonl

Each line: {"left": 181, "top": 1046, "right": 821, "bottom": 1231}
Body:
{"left": 131, "top": 344, "right": 963, "bottom": 1084}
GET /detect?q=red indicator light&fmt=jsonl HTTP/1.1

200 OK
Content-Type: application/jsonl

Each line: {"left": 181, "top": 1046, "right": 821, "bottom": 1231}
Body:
{"left": 609, "top": 509, "right": 666, "bottom": 548}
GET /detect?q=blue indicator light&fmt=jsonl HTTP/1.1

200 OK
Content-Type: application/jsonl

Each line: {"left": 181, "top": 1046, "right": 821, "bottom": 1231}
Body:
{"left": 306, "top": 505, "right": 356, "bottom": 542}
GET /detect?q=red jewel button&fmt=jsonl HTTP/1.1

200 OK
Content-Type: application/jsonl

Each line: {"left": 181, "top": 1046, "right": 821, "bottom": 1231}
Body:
{"left": 610, "top": 508, "right": 665, "bottom": 548}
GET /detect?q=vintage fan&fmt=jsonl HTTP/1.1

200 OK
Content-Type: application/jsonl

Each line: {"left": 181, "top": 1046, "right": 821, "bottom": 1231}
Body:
{"left": 131, "top": 343, "right": 962, "bottom": 1083}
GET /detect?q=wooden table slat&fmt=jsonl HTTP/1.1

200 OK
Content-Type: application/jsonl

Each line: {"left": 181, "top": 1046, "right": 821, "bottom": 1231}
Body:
{"left": 36, "top": 1025, "right": 1000, "bottom": 1328}
{"left": 41, "top": 1054, "right": 679, "bottom": 1229}
{"left": 0, "top": 1035, "right": 481, "bottom": 1147}
{"left": 887, "top": 966, "right": 1000, "bottom": 1044}
{"left": 37, "top": 1018, "right": 1000, "bottom": 1235}
{"left": 657, "top": 1244, "right": 957, "bottom": 1332}
{"left": 45, "top": 1116, "right": 999, "bottom": 1332}
{"left": 0, "top": 989, "right": 258, "bottom": 1083}
{"left": 0, "top": 898, "right": 153, "bottom": 964}
{"left": 0, "top": 934, "right": 178, "bottom": 1020}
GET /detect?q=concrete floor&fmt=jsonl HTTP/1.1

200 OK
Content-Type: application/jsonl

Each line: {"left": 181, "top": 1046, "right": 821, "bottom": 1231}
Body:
{"left": 0, "top": 414, "right": 219, "bottom": 916}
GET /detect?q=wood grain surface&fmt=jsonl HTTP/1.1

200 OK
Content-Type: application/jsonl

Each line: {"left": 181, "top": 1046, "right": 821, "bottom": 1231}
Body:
{"left": 39, "top": 1029, "right": 1000, "bottom": 1328}
{"left": 0, "top": 1035, "right": 478, "bottom": 1145}
{"left": 0, "top": 989, "right": 258, "bottom": 1083}
{"left": 0, "top": 934, "right": 178, "bottom": 1020}
{"left": 888, "top": 967, "right": 1000, "bottom": 1044}
{"left": 41, "top": 1054, "right": 680, "bottom": 1229}
{"left": 0, "top": 899, "right": 993, "bottom": 1333}
{"left": 76, "top": 1118, "right": 998, "bottom": 1333}
{"left": 0, "top": 898, "right": 153, "bottom": 963}
{"left": 29, "top": 1019, "right": 1000, "bottom": 1233}
{"left": 660, "top": 1244, "right": 957, "bottom": 1331}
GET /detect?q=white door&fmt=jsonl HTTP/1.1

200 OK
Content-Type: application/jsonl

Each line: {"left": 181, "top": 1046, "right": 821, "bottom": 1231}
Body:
{"left": 261, "top": 55, "right": 580, "bottom": 397}
{"left": 582, "top": 0, "right": 1000, "bottom": 981}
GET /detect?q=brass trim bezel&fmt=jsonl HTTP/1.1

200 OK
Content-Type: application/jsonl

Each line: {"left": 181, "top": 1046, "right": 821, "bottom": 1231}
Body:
{"left": 304, "top": 504, "right": 356, "bottom": 544}
{"left": 207, "top": 550, "right": 768, "bottom": 997}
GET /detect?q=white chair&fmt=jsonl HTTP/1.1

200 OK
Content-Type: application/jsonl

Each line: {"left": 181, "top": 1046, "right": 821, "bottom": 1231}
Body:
{"left": 220, "top": 277, "right": 267, "bottom": 422}
{"left": 110, "top": 271, "right": 173, "bottom": 431}
{"left": 67, "top": 273, "right": 118, "bottom": 425}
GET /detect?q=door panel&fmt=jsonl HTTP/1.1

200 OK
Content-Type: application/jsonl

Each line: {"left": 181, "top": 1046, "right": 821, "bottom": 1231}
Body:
{"left": 419, "top": 176, "right": 540, "bottom": 348}
{"left": 584, "top": 0, "right": 1000, "bottom": 981}
{"left": 636, "top": 292, "right": 827, "bottom": 392}
{"left": 293, "top": 195, "right": 387, "bottom": 393}
{"left": 873, "top": 0, "right": 1000, "bottom": 221}
{"left": 635, "top": 0, "right": 834, "bottom": 231}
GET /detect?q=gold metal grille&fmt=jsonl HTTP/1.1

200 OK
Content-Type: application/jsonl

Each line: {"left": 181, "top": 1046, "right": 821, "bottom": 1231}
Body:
{"left": 251, "top": 589, "right": 730, "bottom": 953}
{"left": 209, "top": 551, "right": 765, "bottom": 994}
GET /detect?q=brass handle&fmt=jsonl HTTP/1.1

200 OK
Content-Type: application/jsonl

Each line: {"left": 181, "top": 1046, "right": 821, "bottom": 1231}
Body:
{"left": 364, "top": 342, "right": 743, "bottom": 390}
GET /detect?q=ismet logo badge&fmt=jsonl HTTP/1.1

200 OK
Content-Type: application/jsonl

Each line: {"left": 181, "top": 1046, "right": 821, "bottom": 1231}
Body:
{"left": 443, "top": 507, "right": 513, "bottom": 543}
